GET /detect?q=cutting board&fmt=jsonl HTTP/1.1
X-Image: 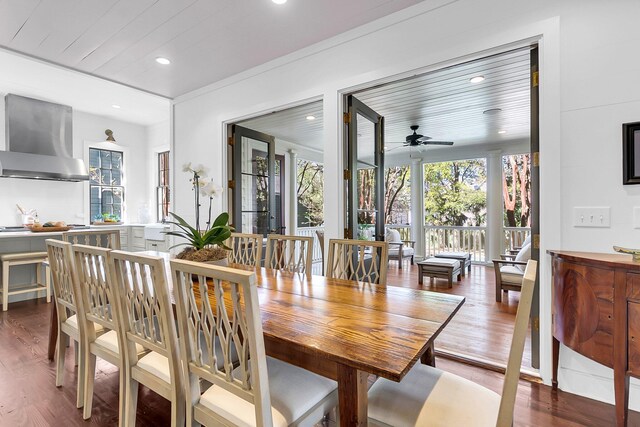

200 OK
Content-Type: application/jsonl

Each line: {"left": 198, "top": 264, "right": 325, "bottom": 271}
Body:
{"left": 29, "top": 226, "right": 72, "bottom": 232}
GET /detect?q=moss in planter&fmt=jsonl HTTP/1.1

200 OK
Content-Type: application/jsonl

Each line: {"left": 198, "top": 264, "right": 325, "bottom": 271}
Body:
{"left": 176, "top": 247, "right": 228, "bottom": 262}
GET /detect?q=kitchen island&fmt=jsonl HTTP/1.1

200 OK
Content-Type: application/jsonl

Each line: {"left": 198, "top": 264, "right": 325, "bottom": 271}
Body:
{"left": 0, "top": 224, "right": 169, "bottom": 305}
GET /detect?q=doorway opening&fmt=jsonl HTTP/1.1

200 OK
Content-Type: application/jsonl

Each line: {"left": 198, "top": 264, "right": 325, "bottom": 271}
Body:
{"left": 343, "top": 46, "right": 539, "bottom": 373}
{"left": 227, "top": 100, "right": 325, "bottom": 274}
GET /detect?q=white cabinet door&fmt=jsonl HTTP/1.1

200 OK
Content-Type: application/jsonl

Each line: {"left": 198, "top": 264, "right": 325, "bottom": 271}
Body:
{"left": 130, "top": 226, "right": 146, "bottom": 251}
{"left": 145, "top": 239, "right": 168, "bottom": 252}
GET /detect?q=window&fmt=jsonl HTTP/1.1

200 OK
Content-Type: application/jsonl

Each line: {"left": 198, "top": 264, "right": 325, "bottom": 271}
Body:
{"left": 89, "top": 148, "right": 124, "bottom": 223}
{"left": 157, "top": 151, "right": 170, "bottom": 222}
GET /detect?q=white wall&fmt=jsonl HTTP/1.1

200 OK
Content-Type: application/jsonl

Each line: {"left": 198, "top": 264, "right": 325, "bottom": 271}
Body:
{"left": 145, "top": 120, "right": 171, "bottom": 223}
{"left": 172, "top": 0, "right": 640, "bottom": 409}
{"left": 0, "top": 104, "right": 154, "bottom": 226}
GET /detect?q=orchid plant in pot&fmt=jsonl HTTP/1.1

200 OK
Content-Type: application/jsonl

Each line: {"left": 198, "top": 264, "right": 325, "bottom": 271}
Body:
{"left": 166, "top": 163, "right": 233, "bottom": 264}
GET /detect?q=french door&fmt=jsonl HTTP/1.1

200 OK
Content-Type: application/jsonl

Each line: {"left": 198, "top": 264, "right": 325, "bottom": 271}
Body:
{"left": 530, "top": 46, "right": 540, "bottom": 369}
{"left": 345, "top": 95, "right": 385, "bottom": 241}
{"left": 229, "top": 124, "right": 276, "bottom": 237}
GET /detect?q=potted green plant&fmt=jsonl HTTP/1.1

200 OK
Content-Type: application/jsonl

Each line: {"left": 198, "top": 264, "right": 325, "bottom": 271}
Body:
{"left": 166, "top": 163, "right": 233, "bottom": 264}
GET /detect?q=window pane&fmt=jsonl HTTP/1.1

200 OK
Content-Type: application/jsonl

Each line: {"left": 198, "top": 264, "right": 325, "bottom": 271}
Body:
{"left": 112, "top": 169, "right": 122, "bottom": 185}
{"left": 101, "top": 170, "right": 112, "bottom": 185}
{"left": 89, "top": 149, "right": 100, "bottom": 167}
{"left": 112, "top": 152, "right": 122, "bottom": 169}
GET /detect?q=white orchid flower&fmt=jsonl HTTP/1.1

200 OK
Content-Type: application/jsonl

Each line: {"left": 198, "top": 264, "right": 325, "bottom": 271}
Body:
{"left": 200, "top": 181, "right": 222, "bottom": 198}
{"left": 182, "top": 162, "right": 192, "bottom": 172}
{"left": 192, "top": 164, "right": 209, "bottom": 176}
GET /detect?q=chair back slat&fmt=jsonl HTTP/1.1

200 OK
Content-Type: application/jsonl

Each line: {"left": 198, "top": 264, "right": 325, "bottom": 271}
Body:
{"left": 171, "top": 259, "right": 271, "bottom": 426}
{"left": 264, "top": 234, "right": 313, "bottom": 275}
{"left": 228, "top": 233, "right": 263, "bottom": 267}
{"left": 109, "top": 251, "right": 175, "bottom": 361}
{"left": 71, "top": 244, "right": 116, "bottom": 332}
{"left": 63, "top": 230, "right": 121, "bottom": 250}
{"left": 325, "top": 239, "right": 388, "bottom": 284}
{"left": 46, "top": 239, "right": 78, "bottom": 322}
{"left": 496, "top": 259, "right": 537, "bottom": 427}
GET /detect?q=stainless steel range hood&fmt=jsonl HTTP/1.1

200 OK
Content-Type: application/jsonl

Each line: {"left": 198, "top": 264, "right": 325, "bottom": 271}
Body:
{"left": 0, "top": 94, "right": 89, "bottom": 181}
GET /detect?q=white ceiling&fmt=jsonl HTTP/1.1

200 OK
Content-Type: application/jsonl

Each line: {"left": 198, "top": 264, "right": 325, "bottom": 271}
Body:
{"left": 0, "top": 48, "right": 170, "bottom": 126}
{"left": 237, "top": 48, "right": 531, "bottom": 158}
{"left": 0, "top": 0, "right": 424, "bottom": 98}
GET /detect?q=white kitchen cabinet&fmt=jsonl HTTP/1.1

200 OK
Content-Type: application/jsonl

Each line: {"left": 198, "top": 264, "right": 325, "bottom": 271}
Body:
{"left": 145, "top": 239, "right": 168, "bottom": 252}
{"left": 130, "top": 226, "right": 146, "bottom": 251}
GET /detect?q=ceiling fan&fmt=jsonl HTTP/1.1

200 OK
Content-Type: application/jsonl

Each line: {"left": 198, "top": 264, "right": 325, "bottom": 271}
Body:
{"left": 387, "top": 125, "right": 454, "bottom": 151}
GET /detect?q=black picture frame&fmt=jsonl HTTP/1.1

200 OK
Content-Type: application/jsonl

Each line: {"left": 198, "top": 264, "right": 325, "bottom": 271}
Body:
{"left": 623, "top": 121, "right": 640, "bottom": 184}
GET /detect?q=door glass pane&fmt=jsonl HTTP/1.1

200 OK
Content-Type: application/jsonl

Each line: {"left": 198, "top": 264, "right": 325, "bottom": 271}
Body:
{"left": 356, "top": 113, "right": 377, "bottom": 241}
{"left": 241, "top": 174, "right": 269, "bottom": 211}
{"left": 241, "top": 137, "right": 270, "bottom": 175}
{"left": 241, "top": 212, "right": 269, "bottom": 235}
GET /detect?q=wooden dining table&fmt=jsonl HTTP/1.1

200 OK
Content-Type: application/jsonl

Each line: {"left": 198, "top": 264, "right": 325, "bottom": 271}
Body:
{"left": 48, "top": 251, "right": 465, "bottom": 426}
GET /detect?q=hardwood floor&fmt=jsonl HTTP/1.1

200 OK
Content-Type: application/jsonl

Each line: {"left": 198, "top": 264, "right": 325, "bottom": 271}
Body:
{"left": 385, "top": 261, "right": 531, "bottom": 369}
{"left": 0, "top": 299, "right": 637, "bottom": 426}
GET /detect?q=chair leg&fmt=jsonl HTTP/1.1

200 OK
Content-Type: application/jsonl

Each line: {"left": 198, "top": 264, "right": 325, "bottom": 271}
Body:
{"left": 74, "top": 341, "right": 79, "bottom": 366}
{"left": 118, "top": 368, "right": 127, "bottom": 427}
{"left": 76, "top": 340, "right": 85, "bottom": 409}
{"left": 45, "top": 264, "right": 51, "bottom": 303}
{"left": 55, "top": 331, "right": 66, "bottom": 387}
{"left": 83, "top": 352, "right": 97, "bottom": 419}
{"left": 2, "top": 261, "right": 9, "bottom": 312}
{"left": 125, "top": 377, "right": 139, "bottom": 427}
{"left": 171, "top": 388, "right": 186, "bottom": 427}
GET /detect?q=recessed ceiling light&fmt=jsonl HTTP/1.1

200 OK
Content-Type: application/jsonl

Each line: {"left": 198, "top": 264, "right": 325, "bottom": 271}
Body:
{"left": 483, "top": 108, "right": 502, "bottom": 115}
{"left": 155, "top": 57, "right": 171, "bottom": 65}
{"left": 498, "top": 130, "right": 507, "bottom": 134}
{"left": 272, "top": 0, "right": 287, "bottom": 4}
{"left": 469, "top": 75, "right": 485, "bottom": 84}
{"left": 112, "top": 104, "right": 121, "bottom": 109}
{"left": 306, "top": 115, "right": 316, "bottom": 121}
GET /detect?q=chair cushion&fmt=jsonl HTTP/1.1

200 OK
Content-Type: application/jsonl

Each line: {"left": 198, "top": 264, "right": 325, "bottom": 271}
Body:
{"left": 435, "top": 251, "right": 470, "bottom": 260}
{"left": 64, "top": 314, "right": 104, "bottom": 333}
{"left": 514, "top": 243, "right": 531, "bottom": 272}
{"left": 389, "top": 247, "right": 414, "bottom": 257}
{"left": 419, "top": 258, "right": 460, "bottom": 268}
{"left": 368, "top": 363, "right": 500, "bottom": 427}
{"left": 136, "top": 351, "right": 170, "bottom": 383}
{"left": 94, "top": 330, "right": 145, "bottom": 355}
{"left": 199, "top": 356, "right": 337, "bottom": 427}
{"left": 385, "top": 228, "right": 402, "bottom": 243}
{"left": 500, "top": 265, "right": 524, "bottom": 285}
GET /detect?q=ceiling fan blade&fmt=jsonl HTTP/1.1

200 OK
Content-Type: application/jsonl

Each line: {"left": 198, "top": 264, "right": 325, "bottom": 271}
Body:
{"left": 386, "top": 141, "right": 408, "bottom": 144}
{"left": 417, "top": 136, "right": 432, "bottom": 142}
{"left": 386, "top": 144, "right": 409, "bottom": 152}
{"left": 423, "top": 140, "right": 454, "bottom": 146}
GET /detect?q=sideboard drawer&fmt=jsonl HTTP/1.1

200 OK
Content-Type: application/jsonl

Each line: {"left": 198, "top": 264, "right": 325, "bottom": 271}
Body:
{"left": 629, "top": 302, "right": 640, "bottom": 375}
{"left": 628, "top": 273, "right": 640, "bottom": 300}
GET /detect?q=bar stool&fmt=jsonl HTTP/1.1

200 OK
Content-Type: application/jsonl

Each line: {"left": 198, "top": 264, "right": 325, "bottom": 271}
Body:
{"left": 1, "top": 251, "right": 50, "bottom": 311}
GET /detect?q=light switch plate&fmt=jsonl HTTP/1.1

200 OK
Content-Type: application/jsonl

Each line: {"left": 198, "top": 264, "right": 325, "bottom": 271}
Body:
{"left": 573, "top": 207, "right": 611, "bottom": 228}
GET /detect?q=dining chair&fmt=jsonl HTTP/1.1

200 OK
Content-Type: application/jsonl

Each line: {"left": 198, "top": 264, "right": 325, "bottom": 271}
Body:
{"left": 46, "top": 238, "right": 96, "bottom": 409}
{"left": 63, "top": 229, "right": 122, "bottom": 249}
{"left": 227, "top": 232, "right": 263, "bottom": 267}
{"left": 367, "top": 259, "right": 538, "bottom": 427}
{"left": 171, "top": 258, "right": 338, "bottom": 427}
{"left": 72, "top": 244, "right": 144, "bottom": 425}
{"left": 325, "top": 239, "right": 388, "bottom": 284}
{"left": 109, "top": 251, "right": 185, "bottom": 427}
{"left": 264, "top": 234, "right": 313, "bottom": 275}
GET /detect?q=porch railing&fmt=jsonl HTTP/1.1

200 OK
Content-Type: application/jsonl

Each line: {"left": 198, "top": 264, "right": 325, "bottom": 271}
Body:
{"left": 424, "top": 225, "right": 486, "bottom": 262}
{"left": 504, "top": 227, "right": 531, "bottom": 251}
{"left": 296, "top": 226, "right": 324, "bottom": 265}
{"left": 386, "top": 224, "right": 412, "bottom": 241}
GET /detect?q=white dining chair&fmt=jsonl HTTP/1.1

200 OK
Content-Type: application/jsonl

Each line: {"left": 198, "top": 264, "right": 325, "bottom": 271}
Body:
{"left": 109, "top": 251, "right": 185, "bottom": 427}
{"left": 367, "top": 259, "right": 538, "bottom": 427}
{"left": 264, "top": 234, "right": 314, "bottom": 275}
{"left": 46, "top": 239, "right": 96, "bottom": 409}
{"left": 171, "top": 258, "right": 338, "bottom": 427}
{"left": 325, "top": 239, "right": 388, "bottom": 284}
{"left": 72, "top": 244, "right": 145, "bottom": 425}
{"left": 63, "top": 229, "right": 122, "bottom": 249}
{"left": 227, "top": 232, "right": 263, "bottom": 267}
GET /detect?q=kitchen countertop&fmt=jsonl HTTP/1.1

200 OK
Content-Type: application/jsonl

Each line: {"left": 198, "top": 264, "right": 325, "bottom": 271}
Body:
{"left": 0, "top": 223, "right": 169, "bottom": 239}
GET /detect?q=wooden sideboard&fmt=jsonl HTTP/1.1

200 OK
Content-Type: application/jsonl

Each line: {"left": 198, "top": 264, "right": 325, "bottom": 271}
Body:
{"left": 549, "top": 250, "right": 640, "bottom": 427}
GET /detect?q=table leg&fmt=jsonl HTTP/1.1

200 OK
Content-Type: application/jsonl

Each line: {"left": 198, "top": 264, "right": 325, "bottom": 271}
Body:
{"left": 552, "top": 337, "right": 559, "bottom": 390}
{"left": 418, "top": 266, "right": 423, "bottom": 285}
{"left": 337, "top": 364, "right": 368, "bottom": 427}
{"left": 421, "top": 342, "right": 436, "bottom": 367}
{"left": 47, "top": 302, "right": 57, "bottom": 361}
